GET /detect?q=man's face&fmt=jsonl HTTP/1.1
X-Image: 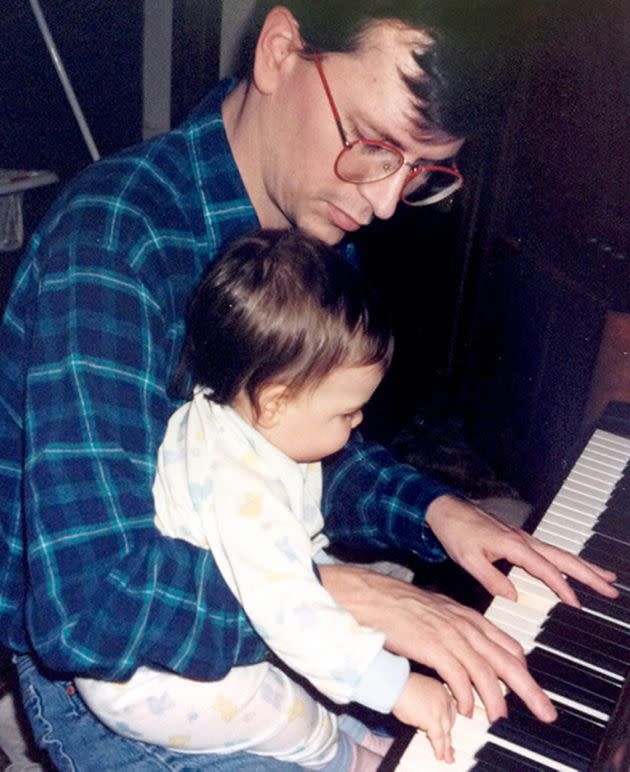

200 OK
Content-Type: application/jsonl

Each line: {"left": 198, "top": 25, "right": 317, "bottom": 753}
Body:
{"left": 258, "top": 22, "right": 464, "bottom": 245}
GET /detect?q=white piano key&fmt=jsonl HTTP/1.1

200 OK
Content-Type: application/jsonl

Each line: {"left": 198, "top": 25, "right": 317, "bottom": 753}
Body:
{"left": 510, "top": 570, "right": 559, "bottom": 608}
{"left": 485, "top": 610, "right": 614, "bottom": 721}
{"left": 590, "top": 428, "right": 630, "bottom": 450}
{"left": 543, "top": 504, "right": 595, "bottom": 529}
{"left": 551, "top": 492, "right": 603, "bottom": 517}
{"left": 539, "top": 517, "right": 593, "bottom": 542}
{"left": 565, "top": 469, "right": 619, "bottom": 495}
{"left": 534, "top": 526, "right": 585, "bottom": 552}
{"left": 486, "top": 596, "right": 546, "bottom": 633}
{"left": 571, "top": 457, "right": 622, "bottom": 482}
{"left": 578, "top": 441, "right": 629, "bottom": 467}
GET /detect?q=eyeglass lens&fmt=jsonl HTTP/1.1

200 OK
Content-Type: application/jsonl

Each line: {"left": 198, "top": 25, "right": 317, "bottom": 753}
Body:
{"left": 336, "top": 143, "right": 461, "bottom": 205}
{"left": 402, "top": 168, "right": 463, "bottom": 206}
{"left": 335, "top": 143, "right": 404, "bottom": 184}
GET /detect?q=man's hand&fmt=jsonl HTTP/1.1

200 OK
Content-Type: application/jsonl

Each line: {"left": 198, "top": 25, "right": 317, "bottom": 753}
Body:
{"left": 319, "top": 564, "right": 557, "bottom": 723}
{"left": 425, "top": 495, "right": 618, "bottom": 607}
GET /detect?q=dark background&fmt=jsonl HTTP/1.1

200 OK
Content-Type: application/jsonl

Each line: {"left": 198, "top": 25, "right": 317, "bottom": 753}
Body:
{"left": 2, "top": 0, "right": 629, "bottom": 511}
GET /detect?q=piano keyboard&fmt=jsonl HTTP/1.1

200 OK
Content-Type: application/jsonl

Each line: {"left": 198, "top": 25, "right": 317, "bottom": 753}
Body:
{"left": 390, "top": 426, "right": 630, "bottom": 771}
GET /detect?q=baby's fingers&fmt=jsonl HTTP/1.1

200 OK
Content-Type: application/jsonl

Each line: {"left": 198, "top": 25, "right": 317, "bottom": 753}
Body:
{"left": 426, "top": 725, "right": 453, "bottom": 763}
{"left": 427, "top": 711, "right": 456, "bottom": 764}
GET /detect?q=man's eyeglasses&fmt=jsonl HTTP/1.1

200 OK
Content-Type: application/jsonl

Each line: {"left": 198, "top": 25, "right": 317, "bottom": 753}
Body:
{"left": 312, "top": 53, "right": 463, "bottom": 207}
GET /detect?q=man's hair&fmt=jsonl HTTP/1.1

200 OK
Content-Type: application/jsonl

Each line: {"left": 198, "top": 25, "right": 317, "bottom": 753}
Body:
{"left": 239, "top": 1, "right": 531, "bottom": 138}
{"left": 177, "top": 229, "right": 394, "bottom": 411}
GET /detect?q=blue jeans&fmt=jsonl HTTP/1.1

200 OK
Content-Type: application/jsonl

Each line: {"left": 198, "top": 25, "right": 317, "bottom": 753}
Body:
{"left": 15, "top": 655, "right": 304, "bottom": 771}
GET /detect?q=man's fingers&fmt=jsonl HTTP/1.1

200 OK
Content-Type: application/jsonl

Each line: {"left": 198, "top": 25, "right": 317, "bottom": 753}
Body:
{"left": 494, "top": 648, "right": 558, "bottom": 723}
{"left": 501, "top": 536, "right": 619, "bottom": 606}
{"left": 418, "top": 616, "right": 513, "bottom": 721}
{"left": 426, "top": 649, "right": 476, "bottom": 717}
{"left": 530, "top": 540, "right": 619, "bottom": 598}
{"left": 439, "top": 614, "right": 556, "bottom": 723}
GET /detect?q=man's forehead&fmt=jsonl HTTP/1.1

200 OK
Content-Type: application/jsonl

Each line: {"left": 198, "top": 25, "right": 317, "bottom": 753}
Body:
{"left": 347, "top": 21, "right": 466, "bottom": 150}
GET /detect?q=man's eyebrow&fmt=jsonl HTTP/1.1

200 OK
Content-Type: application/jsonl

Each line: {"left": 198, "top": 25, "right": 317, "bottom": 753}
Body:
{"left": 355, "top": 112, "right": 456, "bottom": 166}
{"left": 366, "top": 125, "right": 433, "bottom": 167}
{"left": 355, "top": 118, "right": 409, "bottom": 154}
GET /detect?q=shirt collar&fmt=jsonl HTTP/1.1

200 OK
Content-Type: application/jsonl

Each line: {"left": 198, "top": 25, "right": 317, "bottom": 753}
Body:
{"left": 182, "top": 78, "right": 260, "bottom": 242}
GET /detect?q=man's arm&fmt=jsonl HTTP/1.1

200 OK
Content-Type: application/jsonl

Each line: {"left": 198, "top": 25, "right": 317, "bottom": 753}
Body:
{"left": 322, "top": 430, "right": 452, "bottom": 561}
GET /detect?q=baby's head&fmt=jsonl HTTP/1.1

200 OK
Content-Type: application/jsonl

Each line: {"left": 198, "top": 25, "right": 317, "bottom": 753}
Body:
{"left": 181, "top": 228, "right": 393, "bottom": 461}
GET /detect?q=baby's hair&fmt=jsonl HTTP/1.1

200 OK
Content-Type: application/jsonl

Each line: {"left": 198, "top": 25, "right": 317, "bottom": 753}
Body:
{"left": 177, "top": 229, "right": 393, "bottom": 413}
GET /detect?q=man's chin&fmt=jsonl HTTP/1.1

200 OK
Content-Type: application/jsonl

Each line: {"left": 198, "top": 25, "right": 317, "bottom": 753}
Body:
{"left": 297, "top": 215, "right": 346, "bottom": 246}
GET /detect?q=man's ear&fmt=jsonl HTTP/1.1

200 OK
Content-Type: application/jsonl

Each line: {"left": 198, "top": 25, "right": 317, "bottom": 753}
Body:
{"left": 256, "top": 383, "right": 290, "bottom": 428}
{"left": 253, "top": 6, "right": 304, "bottom": 94}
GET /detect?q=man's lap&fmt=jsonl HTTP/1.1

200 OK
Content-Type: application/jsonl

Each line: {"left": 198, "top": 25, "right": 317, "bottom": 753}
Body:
{"left": 14, "top": 655, "right": 302, "bottom": 771}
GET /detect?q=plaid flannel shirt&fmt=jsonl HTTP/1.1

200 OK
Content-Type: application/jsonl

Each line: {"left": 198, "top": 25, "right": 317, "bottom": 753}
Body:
{"left": 0, "top": 79, "right": 449, "bottom": 681}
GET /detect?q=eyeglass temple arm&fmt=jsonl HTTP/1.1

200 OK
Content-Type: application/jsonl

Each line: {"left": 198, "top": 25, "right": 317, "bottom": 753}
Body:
{"left": 312, "top": 53, "right": 352, "bottom": 149}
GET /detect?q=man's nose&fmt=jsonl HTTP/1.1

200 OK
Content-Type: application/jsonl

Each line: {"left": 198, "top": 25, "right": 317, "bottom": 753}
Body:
{"left": 356, "top": 171, "right": 405, "bottom": 221}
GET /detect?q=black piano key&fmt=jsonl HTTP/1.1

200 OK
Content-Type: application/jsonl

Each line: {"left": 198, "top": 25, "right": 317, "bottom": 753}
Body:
{"left": 527, "top": 646, "right": 621, "bottom": 714}
{"left": 565, "top": 579, "right": 630, "bottom": 626}
{"left": 541, "top": 615, "right": 630, "bottom": 669}
{"left": 547, "top": 604, "right": 630, "bottom": 650}
{"left": 580, "top": 561, "right": 630, "bottom": 593}
{"left": 607, "top": 493, "right": 630, "bottom": 507}
{"left": 536, "top": 626, "right": 628, "bottom": 677}
{"left": 473, "top": 742, "right": 557, "bottom": 771}
{"left": 593, "top": 518, "right": 630, "bottom": 547}
{"left": 580, "top": 542, "right": 630, "bottom": 587}
{"left": 593, "top": 510, "right": 629, "bottom": 533}
{"left": 489, "top": 715, "right": 593, "bottom": 771}
{"left": 582, "top": 533, "right": 630, "bottom": 570}
{"left": 603, "top": 487, "right": 630, "bottom": 510}
{"left": 506, "top": 693, "right": 607, "bottom": 741}
{"left": 595, "top": 512, "right": 630, "bottom": 544}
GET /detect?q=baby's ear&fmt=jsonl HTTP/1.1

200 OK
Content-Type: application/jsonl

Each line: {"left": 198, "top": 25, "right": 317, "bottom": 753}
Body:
{"left": 256, "top": 383, "right": 290, "bottom": 428}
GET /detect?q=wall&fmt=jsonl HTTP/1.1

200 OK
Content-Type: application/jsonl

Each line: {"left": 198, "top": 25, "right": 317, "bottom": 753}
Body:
{"left": 1, "top": 0, "right": 144, "bottom": 311}
{"left": 220, "top": 0, "right": 256, "bottom": 77}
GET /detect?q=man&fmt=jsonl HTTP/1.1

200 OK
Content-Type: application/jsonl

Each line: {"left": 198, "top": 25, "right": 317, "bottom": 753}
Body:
{"left": 0, "top": 2, "right": 617, "bottom": 768}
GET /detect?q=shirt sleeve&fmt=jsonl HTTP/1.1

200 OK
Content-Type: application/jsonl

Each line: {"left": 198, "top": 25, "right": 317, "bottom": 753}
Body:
{"left": 322, "top": 430, "right": 455, "bottom": 562}
{"left": 21, "top": 212, "right": 265, "bottom": 682}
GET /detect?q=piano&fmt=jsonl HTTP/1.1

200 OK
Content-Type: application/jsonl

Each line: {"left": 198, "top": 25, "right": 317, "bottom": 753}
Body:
{"left": 381, "top": 402, "right": 630, "bottom": 771}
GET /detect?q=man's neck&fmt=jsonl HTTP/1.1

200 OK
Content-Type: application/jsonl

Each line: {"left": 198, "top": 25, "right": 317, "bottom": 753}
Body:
{"left": 222, "top": 79, "right": 290, "bottom": 231}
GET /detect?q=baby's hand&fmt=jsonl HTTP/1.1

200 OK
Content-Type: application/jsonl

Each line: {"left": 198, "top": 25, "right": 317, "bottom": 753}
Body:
{"left": 393, "top": 672, "right": 456, "bottom": 763}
